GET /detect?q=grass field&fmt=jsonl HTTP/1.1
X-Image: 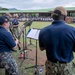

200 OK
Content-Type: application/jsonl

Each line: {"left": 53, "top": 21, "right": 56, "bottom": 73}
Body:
{"left": 0, "top": 21, "right": 75, "bottom": 75}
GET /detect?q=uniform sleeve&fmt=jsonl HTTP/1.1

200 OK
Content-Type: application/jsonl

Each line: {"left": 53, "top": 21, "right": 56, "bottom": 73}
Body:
{"left": 17, "top": 20, "right": 19, "bottom": 24}
{"left": 38, "top": 31, "right": 45, "bottom": 47}
{"left": 72, "top": 28, "right": 75, "bottom": 52}
{"left": 4, "top": 32, "right": 16, "bottom": 48}
{"left": 12, "top": 19, "right": 15, "bottom": 25}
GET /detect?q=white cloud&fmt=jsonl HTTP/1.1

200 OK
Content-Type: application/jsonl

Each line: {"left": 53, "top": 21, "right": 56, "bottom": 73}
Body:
{"left": 64, "top": 2, "right": 75, "bottom": 7}
{"left": 0, "top": 0, "right": 75, "bottom": 10}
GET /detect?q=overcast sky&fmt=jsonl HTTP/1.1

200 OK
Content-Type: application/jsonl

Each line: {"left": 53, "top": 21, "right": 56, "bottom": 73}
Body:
{"left": 0, "top": 0, "right": 75, "bottom": 10}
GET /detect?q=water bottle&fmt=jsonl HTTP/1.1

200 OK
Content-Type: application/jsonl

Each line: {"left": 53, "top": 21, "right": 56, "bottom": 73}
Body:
{"left": 39, "top": 68, "right": 42, "bottom": 74}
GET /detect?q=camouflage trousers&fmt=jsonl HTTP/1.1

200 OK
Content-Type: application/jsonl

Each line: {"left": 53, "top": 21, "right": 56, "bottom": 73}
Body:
{"left": 0, "top": 52, "right": 18, "bottom": 75}
{"left": 45, "top": 60, "right": 75, "bottom": 75}
{"left": 13, "top": 27, "right": 19, "bottom": 38}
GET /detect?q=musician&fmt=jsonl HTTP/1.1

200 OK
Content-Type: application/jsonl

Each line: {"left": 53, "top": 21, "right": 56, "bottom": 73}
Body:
{"left": 39, "top": 6, "right": 75, "bottom": 75}
{"left": 12, "top": 15, "right": 19, "bottom": 37}
{"left": 0, "top": 15, "right": 19, "bottom": 75}
{"left": 4, "top": 13, "right": 12, "bottom": 18}
{"left": 4, "top": 13, "right": 14, "bottom": 32}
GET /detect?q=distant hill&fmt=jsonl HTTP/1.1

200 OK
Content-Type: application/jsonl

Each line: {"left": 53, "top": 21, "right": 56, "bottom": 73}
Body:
{"left": 8, "top": 8, "right": 18, "bottom": 10}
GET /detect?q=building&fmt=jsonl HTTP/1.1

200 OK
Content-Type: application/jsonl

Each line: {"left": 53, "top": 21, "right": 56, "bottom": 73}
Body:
{"left": 0, "top": 7, "right": 75, "bottom": 22}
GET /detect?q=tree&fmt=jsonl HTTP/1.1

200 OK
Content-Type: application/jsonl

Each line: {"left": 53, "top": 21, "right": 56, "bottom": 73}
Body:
{"left": 0, "top": 7, "right": 8, "bottom": 10}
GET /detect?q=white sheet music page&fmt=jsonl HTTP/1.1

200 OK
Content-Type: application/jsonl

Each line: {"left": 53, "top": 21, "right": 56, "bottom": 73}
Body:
{"left": 34, "top": 30, "right": 40, "bottom": 40}
{"left": 27, "top": 29, "right": 37, "bottom": 39}
{"left": 26, "top": 29, "right": 40, "bottom": 40}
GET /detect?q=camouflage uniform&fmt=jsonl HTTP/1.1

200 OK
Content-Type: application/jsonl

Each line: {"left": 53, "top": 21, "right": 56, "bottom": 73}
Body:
{"left": 45, "top": 60, "right": 75, "bottom": 75}
{"left": 13, "top": 27, "right": 19, "bottom": 38}
{"left": 0, "top": 52, "right": 18, "bottom": 75}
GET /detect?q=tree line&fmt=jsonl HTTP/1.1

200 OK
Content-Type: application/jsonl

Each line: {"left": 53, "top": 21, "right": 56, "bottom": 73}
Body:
{"left": 0, "top": 7, "right": 8, "bottom": 10}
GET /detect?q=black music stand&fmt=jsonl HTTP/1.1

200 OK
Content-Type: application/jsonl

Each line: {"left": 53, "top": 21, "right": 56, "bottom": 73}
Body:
{"left": 25, "top": 28, "right": 43, "bottom": 75}
{"left": 23, "top": 20, "right": 34, "bottom": 59}
{"left": 18, "top": 21, "right": 32, "bottom": 51}
{"left": 18, "top": 22, "right": 27, "bottom": 51}
{"left": 19, "top": 21, "right": 34, "bottom": 67}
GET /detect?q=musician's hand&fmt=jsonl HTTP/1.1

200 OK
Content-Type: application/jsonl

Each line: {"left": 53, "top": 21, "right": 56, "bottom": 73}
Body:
{"left": 15, "top": 38, "right": 19, "bottom": 45}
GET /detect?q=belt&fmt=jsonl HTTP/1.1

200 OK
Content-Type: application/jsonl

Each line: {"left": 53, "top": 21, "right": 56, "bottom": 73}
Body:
{"left": 49, "top": 60, "right": 67, "bottom": 64}
{"left": 54, "top": 61, "right": 67, "bottom": 64}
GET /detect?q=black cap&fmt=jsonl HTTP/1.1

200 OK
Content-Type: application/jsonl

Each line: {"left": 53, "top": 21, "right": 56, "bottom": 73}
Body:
{"left": 0, "top": 16, "right": 10, "bottom": 25}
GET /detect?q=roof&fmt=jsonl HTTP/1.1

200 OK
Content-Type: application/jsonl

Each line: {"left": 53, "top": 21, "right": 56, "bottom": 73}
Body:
{"left": 0, "top": 7, "right": 75, "bottom": 13}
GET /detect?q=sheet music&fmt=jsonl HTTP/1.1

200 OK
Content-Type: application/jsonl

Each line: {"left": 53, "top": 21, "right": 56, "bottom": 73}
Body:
{"left": 26, "top": 29, "right": 40, "bottom": 40}
{"left": 34, "top": 30, "right": 40, "bottom": 40}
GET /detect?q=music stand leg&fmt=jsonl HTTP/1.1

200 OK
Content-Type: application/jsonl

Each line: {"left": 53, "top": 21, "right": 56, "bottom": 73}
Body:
{"left": 19, "top": 28, "right": 33, "bottom": 60}
{"left": 25, "top": 40, "right": 44, "bottom": 75}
